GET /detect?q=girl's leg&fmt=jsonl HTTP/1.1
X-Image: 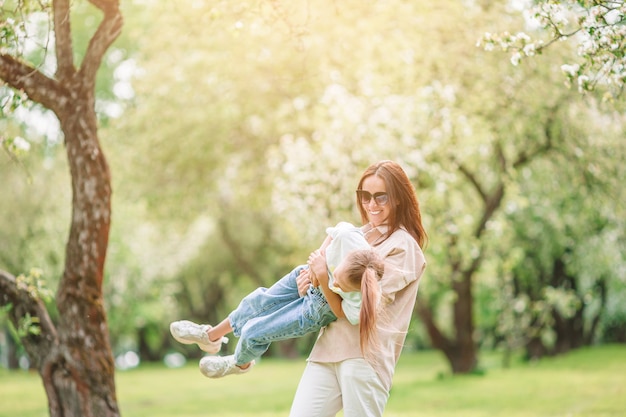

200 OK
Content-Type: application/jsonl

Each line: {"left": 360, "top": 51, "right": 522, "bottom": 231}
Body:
{"left": 170, "top": 265, "right": 306, "bottom": 353}
{"left": 198, "top": 294, "right": 314, "bottom": 378}
{"left": 234, "top": 287, "right": 336, "bottom": 365}
{"left": 289, "top": 362, "right": 341, "bottom": 417}
{"left": 199, "top": 287, "right": 334, "bottom": 378}
{"left": 228, "top": 265, "right": 306, "bottom": 336}
{"left": 207, "top": 317, "right": 232, "bottom": 342}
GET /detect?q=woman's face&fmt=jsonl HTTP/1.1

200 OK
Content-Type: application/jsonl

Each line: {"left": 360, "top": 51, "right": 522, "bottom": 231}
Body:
{"left": 360, "top": 175, "right": 391, "bottom": 227}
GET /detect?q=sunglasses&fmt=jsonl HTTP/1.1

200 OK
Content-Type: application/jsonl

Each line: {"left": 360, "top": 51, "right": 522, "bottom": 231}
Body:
{"left": 356, "top": 190, "right": 389, "bottom": 206}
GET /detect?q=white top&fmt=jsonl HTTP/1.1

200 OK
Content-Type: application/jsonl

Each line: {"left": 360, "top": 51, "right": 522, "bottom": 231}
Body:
{"left": 324, "top": 222, "right": 370, "bottom": 325}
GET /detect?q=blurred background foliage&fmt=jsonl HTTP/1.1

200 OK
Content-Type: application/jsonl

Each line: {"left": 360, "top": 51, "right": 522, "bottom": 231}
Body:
{"left": 2, "top": 0, "right": 625, "bottom": 371}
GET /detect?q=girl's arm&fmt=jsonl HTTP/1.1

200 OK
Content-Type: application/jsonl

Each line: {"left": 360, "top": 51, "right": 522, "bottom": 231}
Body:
{"left": 318, "top": 234, "right": 332, "bottom": 251}
{"left": 310, "top": 234, "right": 332, "bottom": 287}
{"left": 297, "top": 235, "right": 334, "bottom": 296}
{"left": 308, "top": 250, "right": 345, "bottom": 319}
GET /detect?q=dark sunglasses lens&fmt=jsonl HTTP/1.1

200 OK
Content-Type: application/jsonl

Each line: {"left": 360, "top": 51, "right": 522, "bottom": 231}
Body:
{"left": 375, "top": 194, "right": 388, "bottom": 205}
{"left": 357, "top": 190, "right": 372, "bottom": 204}
{"left": 357, "top": 191, "right": 388, "bottom": 205}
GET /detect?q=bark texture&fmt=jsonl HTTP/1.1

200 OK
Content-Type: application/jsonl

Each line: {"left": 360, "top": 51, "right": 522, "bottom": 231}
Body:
{"left": 0, "top": 1, "right": 123, "bottom": 415}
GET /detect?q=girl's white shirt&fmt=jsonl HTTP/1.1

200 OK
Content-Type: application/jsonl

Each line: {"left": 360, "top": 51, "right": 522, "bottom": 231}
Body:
{"left": 324, "top": 222, "right": 369, "bottom": 325}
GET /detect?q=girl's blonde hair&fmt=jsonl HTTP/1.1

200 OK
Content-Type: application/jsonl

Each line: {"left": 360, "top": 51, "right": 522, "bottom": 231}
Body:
{"left": 343, "top": 249, "right": 385, "bottom": 355}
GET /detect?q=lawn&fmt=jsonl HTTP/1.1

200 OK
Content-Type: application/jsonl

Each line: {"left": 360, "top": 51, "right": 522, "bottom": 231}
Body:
{"left": 1, "top": 345, "right": 625, "bottom": 417}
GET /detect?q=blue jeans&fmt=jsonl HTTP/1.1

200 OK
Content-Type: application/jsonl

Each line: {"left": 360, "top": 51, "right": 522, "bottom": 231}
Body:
{"left": 228, "top": 265, "right": 337, "bottom": 365}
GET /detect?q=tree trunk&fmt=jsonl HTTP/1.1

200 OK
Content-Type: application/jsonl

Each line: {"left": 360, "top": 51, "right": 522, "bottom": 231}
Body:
{"left": 415, "top": 272, "right": 478, "bottom": 374}
{"left": 0, "top": 106, "right": 120, "bottom": 417}
{"left": 0, "top": 1, "right": 123, "bottom": 415}
{"left": 414, "top": 151, "right": 510, "bottom": 374}
{"left": 450, "top": 273, "right": 477, "bottom": 373}
{"left": 416, "top": 137, "right": 552, "bottom": 373}
{"left": 43, "top": 106, "right": 119, "bottom": 417}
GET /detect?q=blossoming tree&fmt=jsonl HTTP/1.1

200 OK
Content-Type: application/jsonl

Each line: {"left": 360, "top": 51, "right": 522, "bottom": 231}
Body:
{"left": 479, "top": 0, "right": 626, "bottom": 98}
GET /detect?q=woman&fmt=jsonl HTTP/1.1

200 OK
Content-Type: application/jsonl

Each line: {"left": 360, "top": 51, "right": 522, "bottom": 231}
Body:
{"left": 290, "top": 160, "right": 427, "bottom": 417}
{"left": 169, "top": 222, "right": 385, "bottom": 377}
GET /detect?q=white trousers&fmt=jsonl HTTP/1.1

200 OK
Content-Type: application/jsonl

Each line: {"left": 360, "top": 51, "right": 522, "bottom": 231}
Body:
{"left": 289, "top": 359, "right": 389, "bottom": 417}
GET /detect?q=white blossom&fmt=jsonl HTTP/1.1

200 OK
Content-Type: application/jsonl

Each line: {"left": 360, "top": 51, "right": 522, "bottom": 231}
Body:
{"left": 561, "top": 63, "right": 580, "bottom": 77}
{"left": 12, "top": 136, "right": 31, "bottom": 152}
{"left": 523, "top": 43, "right": 537, "bottom": 56}
{"left": 480, "top": 0, "right": 626, "bottom": 97}
{"left": 511, "top": 52, "right": 522, "bottom": 66}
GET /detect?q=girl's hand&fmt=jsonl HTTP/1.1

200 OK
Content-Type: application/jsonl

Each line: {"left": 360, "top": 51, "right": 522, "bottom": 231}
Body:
{"left": 308, "top": 249, "right": 344, "bottom": 319}
{"left": 296, "top": 269, "right": 312, "bottom": 297}
{"left": 307, "top": 250, "right": 327, "bottom": 286}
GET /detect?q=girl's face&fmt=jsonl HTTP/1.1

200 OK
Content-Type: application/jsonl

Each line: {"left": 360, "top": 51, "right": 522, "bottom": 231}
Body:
{"left": 331, "top": 259, "right": 359, "bottom": 292}
{"left": 359, "top": 175, "right": 391, "bottom": 227}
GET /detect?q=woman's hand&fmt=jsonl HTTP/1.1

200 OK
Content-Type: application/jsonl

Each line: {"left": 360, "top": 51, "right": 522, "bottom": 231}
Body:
{"left": 296, "top": 269, "right": 312, "bottom": 297}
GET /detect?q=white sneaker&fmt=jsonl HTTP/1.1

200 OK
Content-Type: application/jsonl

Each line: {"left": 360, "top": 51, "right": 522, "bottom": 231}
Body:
{"left": 169, "top": 320, "right": 228, "bottom": 354}
{"left": 199, "top": 355, "right": 255, "bottom": 378}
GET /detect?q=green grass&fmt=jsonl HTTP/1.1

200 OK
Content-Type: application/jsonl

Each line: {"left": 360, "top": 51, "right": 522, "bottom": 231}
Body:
{"left": 1, "top": 345, "right": 625, "bottom": 417}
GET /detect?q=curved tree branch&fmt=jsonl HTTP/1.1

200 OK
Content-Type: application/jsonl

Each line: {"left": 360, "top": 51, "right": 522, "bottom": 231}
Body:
{"left": 513, "top": 102, "right": 560, "bottom": 168}
{"left": 456, "top": 160, "right": 487, "bottom": 203}
{"left": 79, "top": 0, "right": 123, "bottom": 91}
{"left": 474, "top": 182, "right": 504, "bottom": 239}
{"left": 0, "top": 54, "right": 65, "bottom": 113}
{"left": 414, "top": 293, "right": 452, "bottom": 352}
{"left": 53, "top": 0, "right": 75, "bottom": 80}
{"left": 0, "top": 270, "right": 59, "bottom": 369}
{"left": 217, "top": 217, "right": 266, "bottom": 287}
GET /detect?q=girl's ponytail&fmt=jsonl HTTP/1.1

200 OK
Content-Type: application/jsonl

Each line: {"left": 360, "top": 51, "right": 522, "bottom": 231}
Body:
{"left": 359, "top": 265, "right": 381, "bottom": 354}
{"left": 344, "top": 250, "right": 385, "bottom": 355}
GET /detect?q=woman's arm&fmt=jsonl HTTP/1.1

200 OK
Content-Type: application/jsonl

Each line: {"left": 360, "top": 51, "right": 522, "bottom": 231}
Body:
{"left": 308, "top": 250, "right": 345, "bottom": 319}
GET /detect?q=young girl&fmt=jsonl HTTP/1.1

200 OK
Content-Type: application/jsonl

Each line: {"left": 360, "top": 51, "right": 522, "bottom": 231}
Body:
{"left": 170, "top": 221, "right": 384, "bottom": 378}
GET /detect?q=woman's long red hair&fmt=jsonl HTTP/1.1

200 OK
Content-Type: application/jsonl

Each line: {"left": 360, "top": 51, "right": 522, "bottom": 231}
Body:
{"left": 356, "top": 160, "right": 428, "bottom": 249}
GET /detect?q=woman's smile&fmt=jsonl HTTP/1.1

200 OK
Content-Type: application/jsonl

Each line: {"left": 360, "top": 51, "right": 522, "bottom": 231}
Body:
{"left": 360, "top": 175, "right": 390, "bottom": 227}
